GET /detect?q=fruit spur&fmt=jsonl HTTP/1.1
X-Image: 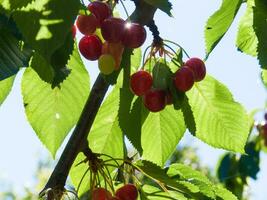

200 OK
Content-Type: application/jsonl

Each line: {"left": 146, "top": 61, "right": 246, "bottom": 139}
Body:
{"left": 75, "top": 0, "right": 146, "bottom": 75}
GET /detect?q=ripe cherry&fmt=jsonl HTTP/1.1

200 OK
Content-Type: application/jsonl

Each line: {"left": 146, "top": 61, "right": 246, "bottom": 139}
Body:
{"left": 122, "top": 22, "right": 146, "bottom": 48}
{"left": 79, "top": 35, "right": 102, "bottom": 61}
{"left": 143, "top": 89, "right": 166, "bottom": 112}
{"left": 92, "top": 188, "right": 112, "bottom": 200}
{"left": 101, "top": 17, "right": 125, "bottom": 43}
{"left": 130, "top": 70, "right": 153, "bottom": 96}
{"left": 115, "top": 184, "right": 138, "bottom": 200}
{"left": 88, "top": 1, "right": 112, "bottom": 26}
{"left": 76, "top": 14, "right": 98, "bottom": 35}
{"left": 174, "top": 66, "right": 194, "bottom": 92}
{"left": 71, "top": 25, "right": 76, "bottom": 38}
{"left": 185, "top": 57, "right": 206, "bottom": 82}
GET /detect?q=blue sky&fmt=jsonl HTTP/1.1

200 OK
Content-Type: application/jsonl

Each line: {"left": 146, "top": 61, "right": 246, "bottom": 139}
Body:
{"left": 0, "top": 0, "right": 266, "bottom": 199}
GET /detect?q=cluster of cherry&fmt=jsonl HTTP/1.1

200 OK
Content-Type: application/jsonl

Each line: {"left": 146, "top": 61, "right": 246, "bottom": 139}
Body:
{"left": 76, "top": 1, "right": 146, "bottom": 75}
{"left": 92, "top": 184, "right": 137, "bottom": 200}
{"left": 130, "top": 57, "right": 206, "bottom": 112}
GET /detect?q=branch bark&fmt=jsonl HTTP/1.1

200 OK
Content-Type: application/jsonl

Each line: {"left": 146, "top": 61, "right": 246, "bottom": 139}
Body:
{"left": 40, "top": 1, "right": 157, "bottom": 195}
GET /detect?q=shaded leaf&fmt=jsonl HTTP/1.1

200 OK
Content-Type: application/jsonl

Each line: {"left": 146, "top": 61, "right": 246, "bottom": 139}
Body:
{"left": 144, "top": 0, "right": 172, "bottom": 16}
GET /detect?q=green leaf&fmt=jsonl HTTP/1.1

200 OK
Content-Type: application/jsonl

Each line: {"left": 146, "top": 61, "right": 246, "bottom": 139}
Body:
{"left": 118, "top": 89, "right": 148, "bottom": 154}
{"left": 217, "top": 153, "right": 238, "bottom": 182}
{"left": 236, "top": 0, "right": 258, "bottom": 56}
{"left": 0, "top": 75, "right": 15, "bottom": 105}
{"left": 262, "top": 69, "right": 267, "bottom": 88}
{"left": 205, "top": 0, "right": 242, "bottom": 56}
{"left": 1, "top": 0, "right": 33, "bottom": 12}
{"left": 12, "top": 0, "right": 79, "bottom": 81}
{"left": 21, "top": 46, "right": 90, "bottom": 156}
{"left": 215, "top": 185, "right": 238, "bottom": 200}
{"left": 89, "top": 86, "right": 124, "bottom": 157}
{"left": 141, "top": 185, "right": 188, "bottom": 200}
{"left": 70, "top": 87, "right": 124, "bottom": 196}
{"left": 253, "top": 0, "right": 267, "bottom": 69}
{"left": 239, "top": 141, "right": 260, "bottom": 179}
{"left": 141, "top": 107, "right": 186, "bottom": 166}
{"left": 187, "top": 75, "right": 249, "bottom": 153}
{"left": 143, "top": 0, "right": 172, "bottom": 16}
{"left": 167, "top": 164, "right": 216, "bottom": 199}
{"left": 0, "top": 15, "right": 32, "bottom": 80}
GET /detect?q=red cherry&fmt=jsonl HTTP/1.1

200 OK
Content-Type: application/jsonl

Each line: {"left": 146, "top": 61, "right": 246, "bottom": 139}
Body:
{"left": 92, "top": 188, "right": 112, "bottom": 200}
{"left": 76, "top": 14, "right": 98, "bottom": 35}
{"left": 130, "top": 70, "right": 153, "bottom": 96}
{"left": 262, "top": 123, "right": 267, "bottom": 136}
{"left": 88, "top": 1, "right": 112, "bottom": 26}
{"left": 101, "top": 17, "right": 125, "bottom": 43}
{"left": 122, "top": 22, "right": 146, "bottom": 48}
{"left": 109, "top": 197, "right": 120, "bottom": 200}
{"left": 174, "top": 66, "right": 194, "bottom": 92}
{"left": 71, "top": 25, "right": 76, "bottom": 38}
{"left": 143, "top": 89, "right": 166, "bottom": 112}
{"left": 115, "top": 184, "right": 138, "bottom": 200}
{"left": 79, "top": 35, "right": 102, "bottom": 60}
{"left": 185, "top": 57, "right": 206, "bottom": 82}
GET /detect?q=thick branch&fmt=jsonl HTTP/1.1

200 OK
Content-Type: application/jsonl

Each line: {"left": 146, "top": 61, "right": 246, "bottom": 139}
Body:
{"left": 40, "top": 0, "right": 157, "bottom": 195}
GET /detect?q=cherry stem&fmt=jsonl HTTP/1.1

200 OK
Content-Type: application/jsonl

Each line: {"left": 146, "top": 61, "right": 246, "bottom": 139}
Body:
{"left": 163, "top": 39, "right": 190, "bottom": 59}
{"left": 119, "top": 0, "right": 130, "bottom": 19}
{"left": 77, "top": 167, "right": 90, "bottom": 195}
{"left": 142, "top": 45, "right": 152, "bottom": 69}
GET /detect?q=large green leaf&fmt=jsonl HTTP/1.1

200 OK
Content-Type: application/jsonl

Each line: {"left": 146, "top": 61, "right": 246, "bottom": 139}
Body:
{"left": 0, "top": 75, "right": 15, "bottom": 105}
{"left": 0, "top": 18, "right": 32, "bottom": 80}
{"left": 253, "top": 0, "right": 267, "bottom": 69}
{"left": 70, "top": 87, "right": 124, "bottom": 196}
{"left": 1, "top": 0, "right": 33, "bottom": 12}
{"left": 187, "top": 75, "right": 249, "bottom": 153}
{"left": 12, "top": 0, "right": 79, "bottom": 82}
{"left": 141, "top": 107, "right": 186, "bottom": 166}
{"left": 21, "top": 46, "right": 90, "bottom": 156}
{"left": 236, "top": 0, "right": 258, "bottom": 56}
{"left": 205, "top": 0, "right": 242, "bottom": 56}
{"left": 262, "top": 69, "right": 267, "bottom": 88}
{"left": 215, "top": 185, "right": 238, "bottom": 200}
{"left": 143, "top": 0, "right": 172, "bottom": 16}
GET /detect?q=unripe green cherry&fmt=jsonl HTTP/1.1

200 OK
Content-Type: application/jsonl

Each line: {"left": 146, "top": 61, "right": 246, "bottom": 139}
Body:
{"left": 98, "top": 54, "right": 115, "bottom": 75}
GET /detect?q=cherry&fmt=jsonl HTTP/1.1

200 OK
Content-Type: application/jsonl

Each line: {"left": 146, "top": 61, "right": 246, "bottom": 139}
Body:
{"left": 130, "top": 70, "right": 153, "bottom": 96}
{"left": 79, "top": 35, "right": 102, "bottom": 61}
{"left": 76, "top": 14, "right": 98, "bottom": 35}
{"left": 262, "top": 123, "right": 267, "bottom": 136}
{"left": 92, "top": 188, "right": 112, "bottom": 200}
{"left": 71, "top": 25, "right": 76, "bottom": 38}
{"left": 102, "top": 41, "right": 124, "bottom": 70}
{"left": 122, "top": 22, "right": 146, "bottom": 48}
{"left": 101, "top": 17, "right": 125, "bottom": 43}
{"left": 115, "top": 184, "right": 138, "bottom": 200}
{"left": 174, "top": 66, "right": 194, "bottom": 92}
{"left": 264, "top": 113, "right": 267, "bottom": 121}
{"left": 185, "top": 57, "right": 206, "bottom": 82}
{"left": 143, "top": 89, "right": 166, "bottom": 112}
{"left": 88, "top": 1, "right": 112, "bottom": 26}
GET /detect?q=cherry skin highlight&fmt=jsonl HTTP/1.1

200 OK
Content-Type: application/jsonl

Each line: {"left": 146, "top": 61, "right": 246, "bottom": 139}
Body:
{"left": 185, "top": 57, "right": 206, "bottom": 82}
{"left": 79, "top": 35, "right": 102, "bottom": 61}
{"left": 130, "top": 70, "right": 153, "bottom": 96}
{"left": 88, "top": 1, "right": 112, "bottom": 26}
{"left": 101, "top": 17, "right": 125, "bottom": 43}
{"left": 92, "top": 188, "right": 112, "bottom": 200}
{"left": 76, "top": 14, "right": 98, "bottom": 35}
{"left": 122, "top": 22, "right": 146, "bottom": 48}
{"left": 115, "top": 184, "right": 138, "bottom": 200}
{"left": 174, "top": 66, "right": 195, "bottom": 92}
{"left": 143, "top": 89, "right": 166, "bottom": 112}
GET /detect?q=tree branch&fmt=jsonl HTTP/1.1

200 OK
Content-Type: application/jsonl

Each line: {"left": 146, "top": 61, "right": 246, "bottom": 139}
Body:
{"left": 40, "top": 0, "right": 157, "bottom": 195}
